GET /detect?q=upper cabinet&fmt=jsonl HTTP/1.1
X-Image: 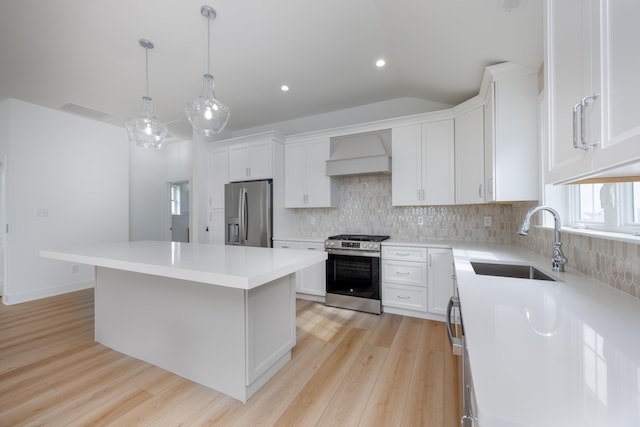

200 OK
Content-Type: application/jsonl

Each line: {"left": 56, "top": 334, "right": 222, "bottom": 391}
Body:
{"left": 483, "top": 63, "right": 539, "bottom": 202}
{"left": 229, "top": 139, "right": 274, "bottom": 182}
{"left": 392, "top": 119, "right": 455, "bottom": 206}
{"left": 285, "top": 137, "right": 338, "bottom": 208}
{"left": 454, "top": 63, "right": 539, "bottom": 204}
{"left": 454, "top": 104, "right": 486, "bottom": 204}
{"left": 545, "top": 0, "right": 640, "bottom": 183}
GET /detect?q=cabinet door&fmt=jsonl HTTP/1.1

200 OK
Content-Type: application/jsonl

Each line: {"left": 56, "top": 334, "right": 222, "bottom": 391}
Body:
{"left": 455, "top": 106, "right": 486, "bottom": 204}
{"left": 427, "top": 248, "right": 454, "bottom": 316}
{"left": 545, "top": 0, "right": 600, "bottom": 184}
{"left": 208, "top": 147, "right": 229, "bottom": 209}
{"left": 208, "top": 208, "right": 225, "bottom": 244}
{"left": 488, "top": 75, "right": 539, "bottom": 202}
{"left": 297, "top": 243, "right": 326, "bottom": 296}
{"left": 229, "top": 145, "right": 250, "bottom": 182}
{"left": 284, "top": 143, "right": 307, "bottom": 207}
{"left": 304, "top": 138, "right": 333, "bottom": 207}
{"left": 596, "top": 0, "right": 640, "bottom": 171}
{"left": 392, "top": 125, "right": 423, "bottom": 206}
{"left": 247, "top": 141, "right": 273, "bottom": 180}
{"left": 423, "top": 119, "right": 455, "bottom": 205}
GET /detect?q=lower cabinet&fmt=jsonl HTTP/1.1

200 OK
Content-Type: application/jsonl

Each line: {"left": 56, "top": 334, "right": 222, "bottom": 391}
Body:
{"left": 273, "top": 240, "right": 326, "bottom": 301}
{"left": 382, "top": 245, "right": 454, "bottom": 320}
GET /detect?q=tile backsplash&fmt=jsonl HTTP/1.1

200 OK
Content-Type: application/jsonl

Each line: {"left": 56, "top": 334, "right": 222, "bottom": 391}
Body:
{"left": 295, "top": 175, "right": 512, "bottom": 242}
{"left": 292, "top": 175, "right": 639, "bottom": 299}
{"left": 511, "top": 202, "right": 640, "bottom": 299}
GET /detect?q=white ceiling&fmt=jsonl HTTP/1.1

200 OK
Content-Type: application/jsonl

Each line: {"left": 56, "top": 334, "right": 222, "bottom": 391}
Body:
{"left": 0, "top": 0, "right": 542, "bottom": 139}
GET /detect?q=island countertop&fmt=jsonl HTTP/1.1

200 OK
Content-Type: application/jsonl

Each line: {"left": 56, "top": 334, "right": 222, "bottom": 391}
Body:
{"left": 41, "top": 240, "right": 327, "bottom": 290}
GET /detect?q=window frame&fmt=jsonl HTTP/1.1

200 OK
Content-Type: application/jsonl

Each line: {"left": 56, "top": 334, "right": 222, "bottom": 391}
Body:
{"left": 570, "top": 182, "right": 640, "bottom": 235}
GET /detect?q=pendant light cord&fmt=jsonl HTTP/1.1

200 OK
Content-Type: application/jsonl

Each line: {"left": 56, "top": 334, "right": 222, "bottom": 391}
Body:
{"left": 145, "top": 46, "right": 150, "bottom": 97}
{"left": 207, "top": 15, "right": 211, "bottom": 75}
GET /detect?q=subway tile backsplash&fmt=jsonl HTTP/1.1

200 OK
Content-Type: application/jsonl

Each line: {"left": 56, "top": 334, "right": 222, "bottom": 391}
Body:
{"left": 292, "top": 175, "right": 639, "bottom": 299}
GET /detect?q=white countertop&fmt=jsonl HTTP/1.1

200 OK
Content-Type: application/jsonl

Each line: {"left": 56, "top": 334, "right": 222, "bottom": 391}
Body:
{"left": 454, "top": 243, "right": 640, "bottom": 427}
{"left": 41, "top": 240, "right": 327, "bottom": 290}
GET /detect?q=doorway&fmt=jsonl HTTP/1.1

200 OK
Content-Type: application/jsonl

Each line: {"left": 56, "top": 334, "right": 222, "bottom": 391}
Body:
{"left": 168, "top": 180, "right": 190, "bottom": 242}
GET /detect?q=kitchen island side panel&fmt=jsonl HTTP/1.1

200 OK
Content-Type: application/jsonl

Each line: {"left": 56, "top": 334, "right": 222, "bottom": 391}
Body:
{"left": 95, "top": 267, "right": 248, "bottom": 400}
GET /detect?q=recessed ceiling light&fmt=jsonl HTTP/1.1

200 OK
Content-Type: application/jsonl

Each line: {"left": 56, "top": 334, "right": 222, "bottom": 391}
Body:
{"left": 376, "top": 59, "right": 386, "bottom": 68}
{"left": 281, "top": 85, "right": 289, "bottom": 92}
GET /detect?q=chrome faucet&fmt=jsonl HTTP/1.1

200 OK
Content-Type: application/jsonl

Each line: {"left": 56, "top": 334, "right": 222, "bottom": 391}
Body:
{"left": 518, "top": 206, "right": 567, "bottom": 272}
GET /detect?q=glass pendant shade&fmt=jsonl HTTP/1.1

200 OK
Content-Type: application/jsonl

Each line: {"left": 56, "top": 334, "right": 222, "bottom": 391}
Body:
{"left": 126, "top": 96, "right": 168, "bottom": 149}
{"left": 185, "top": 73, "right": 230, "bottom": 136}
{"left": 125, "top": 38, "right": 167, "bottom": 149}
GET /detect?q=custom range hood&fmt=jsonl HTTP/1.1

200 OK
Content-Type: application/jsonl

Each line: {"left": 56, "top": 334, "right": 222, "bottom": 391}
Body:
{"left": 326, "top": 129, "right": 392, "bottom": 177}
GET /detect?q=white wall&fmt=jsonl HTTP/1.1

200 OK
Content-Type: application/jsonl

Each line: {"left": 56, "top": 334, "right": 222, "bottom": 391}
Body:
{"left": 2, "top": 98, "right": 129, "bottom": 304}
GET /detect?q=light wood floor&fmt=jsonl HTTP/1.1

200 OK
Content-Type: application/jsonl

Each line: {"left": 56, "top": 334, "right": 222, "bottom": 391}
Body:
{"left": 0, "top": 289, "right": 460, "bottom": 426}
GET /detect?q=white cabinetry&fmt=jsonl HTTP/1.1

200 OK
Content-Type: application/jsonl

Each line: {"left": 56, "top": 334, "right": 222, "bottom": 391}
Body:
{"left": 229, "top": 140, "right": 273, "bottom": 182}
{"left": 455, "top": 105, "right": 486, "bottom": 204}
{"left": 207, "top": 147, "right": 229, "bottom": 244}
{"left": 426, "top": 248, "right": 454, "bottom": 316}
{"left": 455, "top": 63, "right": 540, "bottom": 204}
{"left": 381, "top": 245, "right": 454, "bottom": 320}
{"left": 483, "top": 64, "right": 539, "bottom": 202}
{"left": 285, "top": 137, "right": 338, "bottom": 208}
{"left": 545, "top": 0, "right": 640, "bottom": 183}
{"left": 545, "top": 0, "right": 600, "bottom": 183}
{"left": 273, "top": 240, "right": 326, "bottom": 301}
{"left": 392, "top": 119, "right": 455, "bottom": 206}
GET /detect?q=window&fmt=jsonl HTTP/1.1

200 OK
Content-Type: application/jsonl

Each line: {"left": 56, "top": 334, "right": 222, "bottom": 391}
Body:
{"left": 571, "top": 182, "right": 640, "bottom": 234}
{"left": 171, "top": 184, "right": 182, "bottom": 215}
{"left": 577, "top": 183, "right": 605, "bottom": 224}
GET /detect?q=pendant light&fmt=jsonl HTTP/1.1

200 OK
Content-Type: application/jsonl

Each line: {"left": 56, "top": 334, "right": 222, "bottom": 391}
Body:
{"left": 125, "top": 39, "right": 168, "bottom": 149}
{"left": 185, "top": 5, "right": 230, "bottom": 136}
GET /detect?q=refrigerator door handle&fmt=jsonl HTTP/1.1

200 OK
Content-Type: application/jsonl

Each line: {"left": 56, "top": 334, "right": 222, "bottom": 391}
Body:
{"left": 243, "top": 189, "right": 249, "bottom": 242}
{"left": 238, "top": 188, "right": 246, "bottom": 244}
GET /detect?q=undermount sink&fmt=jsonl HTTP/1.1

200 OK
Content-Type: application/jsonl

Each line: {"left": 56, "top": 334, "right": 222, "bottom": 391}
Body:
{"left": 471, "top": 262, "right": 557, "bottom": 282}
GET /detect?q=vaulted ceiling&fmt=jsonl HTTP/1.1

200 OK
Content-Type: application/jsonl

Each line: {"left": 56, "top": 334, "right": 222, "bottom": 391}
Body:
{"left": 0, "top": 0, "right": 542, "bottom": 139}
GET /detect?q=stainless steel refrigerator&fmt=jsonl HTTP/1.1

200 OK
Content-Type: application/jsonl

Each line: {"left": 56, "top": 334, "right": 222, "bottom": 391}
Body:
{"left": 225, "top": 180, "right": 272, "bottom": 248}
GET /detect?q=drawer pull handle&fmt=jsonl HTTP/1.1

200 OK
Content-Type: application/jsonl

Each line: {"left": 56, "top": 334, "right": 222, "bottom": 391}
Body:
{"left": 396, "top": 252, "right": 411, "bottom": 256}
{"left": 396, "top": 272, "right": 411, "bottom": 276}
{"left": 397, "top": 295, "right": 411, "bottom": 299}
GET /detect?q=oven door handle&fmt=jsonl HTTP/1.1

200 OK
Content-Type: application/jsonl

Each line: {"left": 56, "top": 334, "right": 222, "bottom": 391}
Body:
{"left": 325, "top": 249, "right": 380, "bottom": 258}
{"left": 446, "top": 296, "right": 463, "bottom": 356}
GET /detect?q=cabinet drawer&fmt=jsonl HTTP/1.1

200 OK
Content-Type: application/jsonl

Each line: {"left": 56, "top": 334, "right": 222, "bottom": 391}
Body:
{"left": 273, "top": 241, "right": 300, "bottom": 250}
{"left": 382, "top": 282, "right": 427, "bottom": 311}
{"left": 382, "top": 260, "right": 427, "bottom": 287}
{"left": 382, "top": 246, "right": 427, "bottom": 262}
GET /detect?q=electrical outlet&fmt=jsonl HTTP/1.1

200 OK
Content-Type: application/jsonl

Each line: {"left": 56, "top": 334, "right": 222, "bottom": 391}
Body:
{"left": 310, "top": 216, "right": 316, "bottom": 225}
{"left": 71, "top": 264, "right": 79, "bottom": 274}
{"left": 484, "top": 216, "right": 492, "bottom": 227}
{"left": 417, "top": 216, "right": 424, "bottom": 225}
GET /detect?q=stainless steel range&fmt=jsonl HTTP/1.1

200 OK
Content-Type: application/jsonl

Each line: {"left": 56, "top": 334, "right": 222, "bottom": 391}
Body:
{"left": 324, "top": 234, "right": 390, "bottom": 314}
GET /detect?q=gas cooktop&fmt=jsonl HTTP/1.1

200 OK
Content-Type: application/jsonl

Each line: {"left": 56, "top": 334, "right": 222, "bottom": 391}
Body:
{"left": 327, "top": 234, "right": 390, "bottom": 242}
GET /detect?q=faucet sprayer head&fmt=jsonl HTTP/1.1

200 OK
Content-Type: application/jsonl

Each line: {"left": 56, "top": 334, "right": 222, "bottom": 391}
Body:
{"left": 518, "top": 219, "right": 530, "bottom": 236}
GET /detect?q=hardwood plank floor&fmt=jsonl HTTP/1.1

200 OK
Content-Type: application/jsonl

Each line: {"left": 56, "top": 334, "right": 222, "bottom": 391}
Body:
{"left": 0, "top": 289, "right": 460, "bottom": 426}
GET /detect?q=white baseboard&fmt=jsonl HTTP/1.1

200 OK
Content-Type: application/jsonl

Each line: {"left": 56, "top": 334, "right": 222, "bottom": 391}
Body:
{"left": 2, "top": 280, "right": 95, "bottom": 305}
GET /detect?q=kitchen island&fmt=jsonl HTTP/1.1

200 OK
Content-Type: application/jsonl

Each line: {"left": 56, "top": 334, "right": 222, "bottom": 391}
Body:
{"left": 41, "top": 240, "right": 327, "bottom": 402}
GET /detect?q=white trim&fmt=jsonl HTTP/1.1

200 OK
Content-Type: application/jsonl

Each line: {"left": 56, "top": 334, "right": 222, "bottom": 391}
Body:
{"left": 2, "top": 279, "right": 94, "bottom": 305}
